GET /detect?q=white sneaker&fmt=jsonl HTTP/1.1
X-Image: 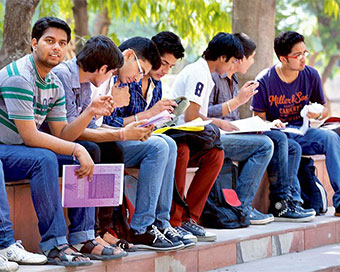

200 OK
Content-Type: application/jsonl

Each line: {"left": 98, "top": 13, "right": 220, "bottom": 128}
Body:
{"left": 0, "top": 254, "right": 18, "bottom": 272}
{"left": 0, "top": 241, "right": 47, "bottom": 265}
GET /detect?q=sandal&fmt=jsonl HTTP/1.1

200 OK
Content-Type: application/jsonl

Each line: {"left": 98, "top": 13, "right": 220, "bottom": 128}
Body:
{"left": 72, "top": 239, "right": 126, "bottom": 261}
{"left": 46, "top": 245, "right": 92, "bottom": 267}
{"left": 103, "top": 229, "right": 137, "bottom": 252}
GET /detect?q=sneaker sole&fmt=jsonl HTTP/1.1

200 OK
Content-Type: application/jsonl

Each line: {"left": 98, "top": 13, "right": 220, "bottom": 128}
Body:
{"left": 250, "top": 217, "right": 275, "bottom": 225}
{"left": 274, "top": 214, "right": 315, "bottom": 222}
{"left": 185, "top": 236, "right": 198, "bottom": 243}
{"left": 15, "top": 258, "right": 48, "bottom": 265}
{"left": 135, "top": 243, "right": 185, "bottom": 251}
{"left": 183, "top": 242, "right": 196, "bottom": 249}
{"left": 196, "top": 235, "right": 216, "bottom": 242}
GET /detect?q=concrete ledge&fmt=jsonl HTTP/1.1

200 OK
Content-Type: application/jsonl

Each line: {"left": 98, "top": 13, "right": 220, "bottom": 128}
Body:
{"left": 16, "top": 208, "right": 340, "bottom": 272}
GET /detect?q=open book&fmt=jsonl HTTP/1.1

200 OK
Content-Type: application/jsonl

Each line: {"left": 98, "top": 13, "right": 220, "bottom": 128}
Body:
{"left": 310, "top": 116, "right": 340, "bottom": 130}
{"left": 220, "top": 116, "right": 271, "bottom": 134}
{"left": 153, "top": 118, "right": 212, "bottom": 134}
{"left": 138, "top": 110, "right": 175, "bottom": 128}
{"left": 62, "top": 164, "right": 124, "bottom": 208}
{"left": 220, "top": 116, "right": 305, "bottom": 135}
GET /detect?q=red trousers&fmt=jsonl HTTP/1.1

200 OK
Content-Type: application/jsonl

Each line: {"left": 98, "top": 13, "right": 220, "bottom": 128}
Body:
{"left": 170, "top": 143, "right": 224, "bottom": 226}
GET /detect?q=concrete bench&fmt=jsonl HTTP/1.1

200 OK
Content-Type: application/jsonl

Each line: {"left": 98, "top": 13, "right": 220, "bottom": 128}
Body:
{"left": 5, "top": 155, "right": 332, "bottom": 252}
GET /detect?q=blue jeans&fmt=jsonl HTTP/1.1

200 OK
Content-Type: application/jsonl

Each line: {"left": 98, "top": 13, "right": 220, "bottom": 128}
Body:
{"left": 219, "top": 134, "right": 273, "bottom": 214}
{"left": 264, "top": 130, "right": 303, "bottom": 203}
{"left": 116, "top": 134, "right": 177, "bottom": 233}
{"left": 0, "top": 160, "right": 15, "bottom": 249}
{"left": 0, "top": 145, "right": 94, "bottom": 252}
{"left": 286, "top": 127, "right": 340, "bottom": 208}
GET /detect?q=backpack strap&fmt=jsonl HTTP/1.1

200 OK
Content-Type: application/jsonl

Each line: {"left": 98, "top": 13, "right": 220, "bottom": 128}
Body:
{"left": 172, "top": 178, "right": 191, "bottom": 218}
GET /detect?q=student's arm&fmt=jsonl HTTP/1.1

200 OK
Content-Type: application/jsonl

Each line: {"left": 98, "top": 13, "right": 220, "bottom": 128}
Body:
{"left": 77, "top": 121, "right": 154, "bottom": 142}
{"left": 185, "top": 101, "right": 238, "bottom": 132}
{"left": 209, "top": 81, "right": 258, "bottom": 118}
{"left": 254, "top": 111, "right": 286, "bottom": 128}
{"left": 121, "top": 99, "right": 177, "bottom": 126}
{"left": 49, "top": 95, "right": 115, "bottom": 141}
{"left": 14, "top": 119, "right": 94, "bottom": 179}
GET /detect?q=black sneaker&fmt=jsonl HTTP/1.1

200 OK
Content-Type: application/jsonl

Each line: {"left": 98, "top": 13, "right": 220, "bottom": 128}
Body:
{"left": 129, "top": 225, "right": 184, "bottom": 251}
{"left": 293, "top": 201, "right": 316, "bottom": 216}
{"left": 269, "top": 199, "right": 315, "bottom": 222}
{"left": 181, "top": 219, "right": 216, "bottom": 242}
{"left": 174, "top": 226, "right": 197, "bottom": 243}
{"left": 335, "top": 205, "right": 340, "bottom": 216}
{"left": 163, "top": 227, "right": 196, "bottom": 249}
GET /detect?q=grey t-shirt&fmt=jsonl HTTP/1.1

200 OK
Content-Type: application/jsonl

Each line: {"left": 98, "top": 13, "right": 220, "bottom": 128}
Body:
{"left": 208, "top": 73, "right": 240, "bottom": 121}
{"left": 0, "top": 54, "right": 67, "bottom": 144}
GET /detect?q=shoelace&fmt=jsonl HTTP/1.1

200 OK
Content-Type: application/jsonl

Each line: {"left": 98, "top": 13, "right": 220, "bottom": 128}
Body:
{"left": 183, "top": 219, "right": 204, "bottom": 232}
{"left": 13, "top": 240, "right": 25, "bottom": 251}
{"left": 164, "top": 227, "right": 180, "bottom": 238}
{"left": 0, "top": 254, "right": 9, "bottom": 263}
{"left": 149, "top": 225, "right": 173, "bottom": 245}
{"left": 174, "top": 227, "right": 187, "bottom": 236}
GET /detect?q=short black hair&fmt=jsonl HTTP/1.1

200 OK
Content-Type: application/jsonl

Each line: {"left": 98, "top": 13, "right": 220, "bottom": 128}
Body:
{"left": 151, "top": 31, "right": 185, "bottom": 59}
{"left": 234, "top": 33, "right": 256, "bottom": 58}
{"left": 32, "top": 17, "right": 71, "bottom": 43}
{"left": 274, "top": 31, "right": 305, "bottom": 60}
{"left": 202, "top": 32, "right": 244, "bottom": 61}
{"left": 119, "top": 37, "right": 161, "bottom": 70}
{"left": 76, "top": 35, "right": 124, "bottom": 73}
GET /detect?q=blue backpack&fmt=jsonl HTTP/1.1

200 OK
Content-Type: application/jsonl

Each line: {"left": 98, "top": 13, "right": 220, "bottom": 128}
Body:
{"left": 298, "top": 157, "right": 328, "bottom": 215}
{"left": 201, "top": 158, "right": 250, "bottom": 229}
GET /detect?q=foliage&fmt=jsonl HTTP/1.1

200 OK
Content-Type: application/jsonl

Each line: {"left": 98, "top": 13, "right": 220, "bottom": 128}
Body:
{"left": 87, "top": 0, "right": 232, "bottom": 46}
{"left": 276, "top": 0, "right": 340, "bottom": 80}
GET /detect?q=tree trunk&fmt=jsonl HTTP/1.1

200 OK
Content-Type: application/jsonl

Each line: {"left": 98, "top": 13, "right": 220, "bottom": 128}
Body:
{"left": 232, "top": 0, "right": 276, "bottom": 118}
{"left": 322, "top": 55, "right": 339, "bottom": 85}
{"left": 308, "top": 52, "right": 320, "bottom": 67}
{"left": 72, "top": 0, "right": 90, "bottom": 53}
{"left": 0, "top": 0, "right": 40, "bottom": 68}
{"left": 93, "top": 8, "right": 111, "bottom": 36}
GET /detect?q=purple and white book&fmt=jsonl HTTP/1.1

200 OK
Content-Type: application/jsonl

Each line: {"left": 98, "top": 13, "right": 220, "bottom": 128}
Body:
{"left": 62, "top": 164, "right": 124, "bottom": 208}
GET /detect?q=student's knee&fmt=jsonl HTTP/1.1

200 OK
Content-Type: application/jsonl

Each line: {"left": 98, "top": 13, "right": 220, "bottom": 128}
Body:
{"left": 176, "top": 143, "right": 190, "bottom": 162}
{"left": 261, "top": 136, "right": 274, "bottom": 156}
{"left": 288, "top": 139, "right": 302, "bottom": 157}
{"left": 33, "top": 148, "right": 58, "bottom": 168}
{"left": 324, "top": 129, "right": 339, "bottom": 143}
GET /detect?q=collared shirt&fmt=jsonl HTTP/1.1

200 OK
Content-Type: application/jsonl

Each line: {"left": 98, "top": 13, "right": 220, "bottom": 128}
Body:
{"left": 0, "top": 54, "right": 66, "bottom": 144}
{"left": 208, "top": 72, "right": 240, "bottom": 121}
{"left": 169, "top": 58, "right": 215, "bottom": 124}
{"left": 103, "top": 76, "right": 162, "bottom": 127}
{"left": 53, "top": 57, "right": 96, "bottom": 128}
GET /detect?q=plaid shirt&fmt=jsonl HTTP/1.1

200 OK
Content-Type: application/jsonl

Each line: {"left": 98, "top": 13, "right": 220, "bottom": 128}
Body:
{"left": 103, "top": 76, "right": 162, "bottom": 127}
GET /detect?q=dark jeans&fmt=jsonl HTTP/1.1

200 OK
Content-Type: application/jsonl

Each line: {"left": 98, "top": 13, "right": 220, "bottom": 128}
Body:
{"left": 74, "top": 141, "right": 124, "bottom": 235}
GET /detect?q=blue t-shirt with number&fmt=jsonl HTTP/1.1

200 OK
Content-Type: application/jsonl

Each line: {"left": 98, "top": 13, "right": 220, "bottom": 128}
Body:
{"left": 251, "top": 65, "right": 325, "bottom": 126}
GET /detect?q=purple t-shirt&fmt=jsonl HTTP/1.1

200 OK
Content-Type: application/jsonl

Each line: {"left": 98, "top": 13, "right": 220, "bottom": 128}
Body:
{"left": 251, "top": 65, "right": 325, "bottom": 125}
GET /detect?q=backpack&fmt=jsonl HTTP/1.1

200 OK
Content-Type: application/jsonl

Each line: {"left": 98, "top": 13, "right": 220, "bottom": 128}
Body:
{"left": 298, "top": 157, "right": 328, "bottom": 215}
{"left": 200, "top": 158, "right": 250, "bottom": 229}
{"left": 164, "top": 123, "right": 223, "bottom": 152}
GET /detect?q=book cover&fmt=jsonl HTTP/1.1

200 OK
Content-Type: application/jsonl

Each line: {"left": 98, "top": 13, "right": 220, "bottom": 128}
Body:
{"left": 62, "top": 164, "right": 124, "bottom": 208}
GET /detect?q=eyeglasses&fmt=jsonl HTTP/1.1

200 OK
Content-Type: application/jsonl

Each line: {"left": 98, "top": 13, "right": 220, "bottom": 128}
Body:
{"left": 131, "top": 50, "right": 144, "bottom": 79}
{"left": 285, "top": 50, "right": 309, "bottom": 61}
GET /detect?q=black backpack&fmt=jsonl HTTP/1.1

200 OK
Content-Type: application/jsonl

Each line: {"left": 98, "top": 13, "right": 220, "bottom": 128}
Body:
{"left": 200, "top": 158, "right": 250, "bottom": 229}
{"left": 298, "top": 157, "right": 328, "bottom": 215}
